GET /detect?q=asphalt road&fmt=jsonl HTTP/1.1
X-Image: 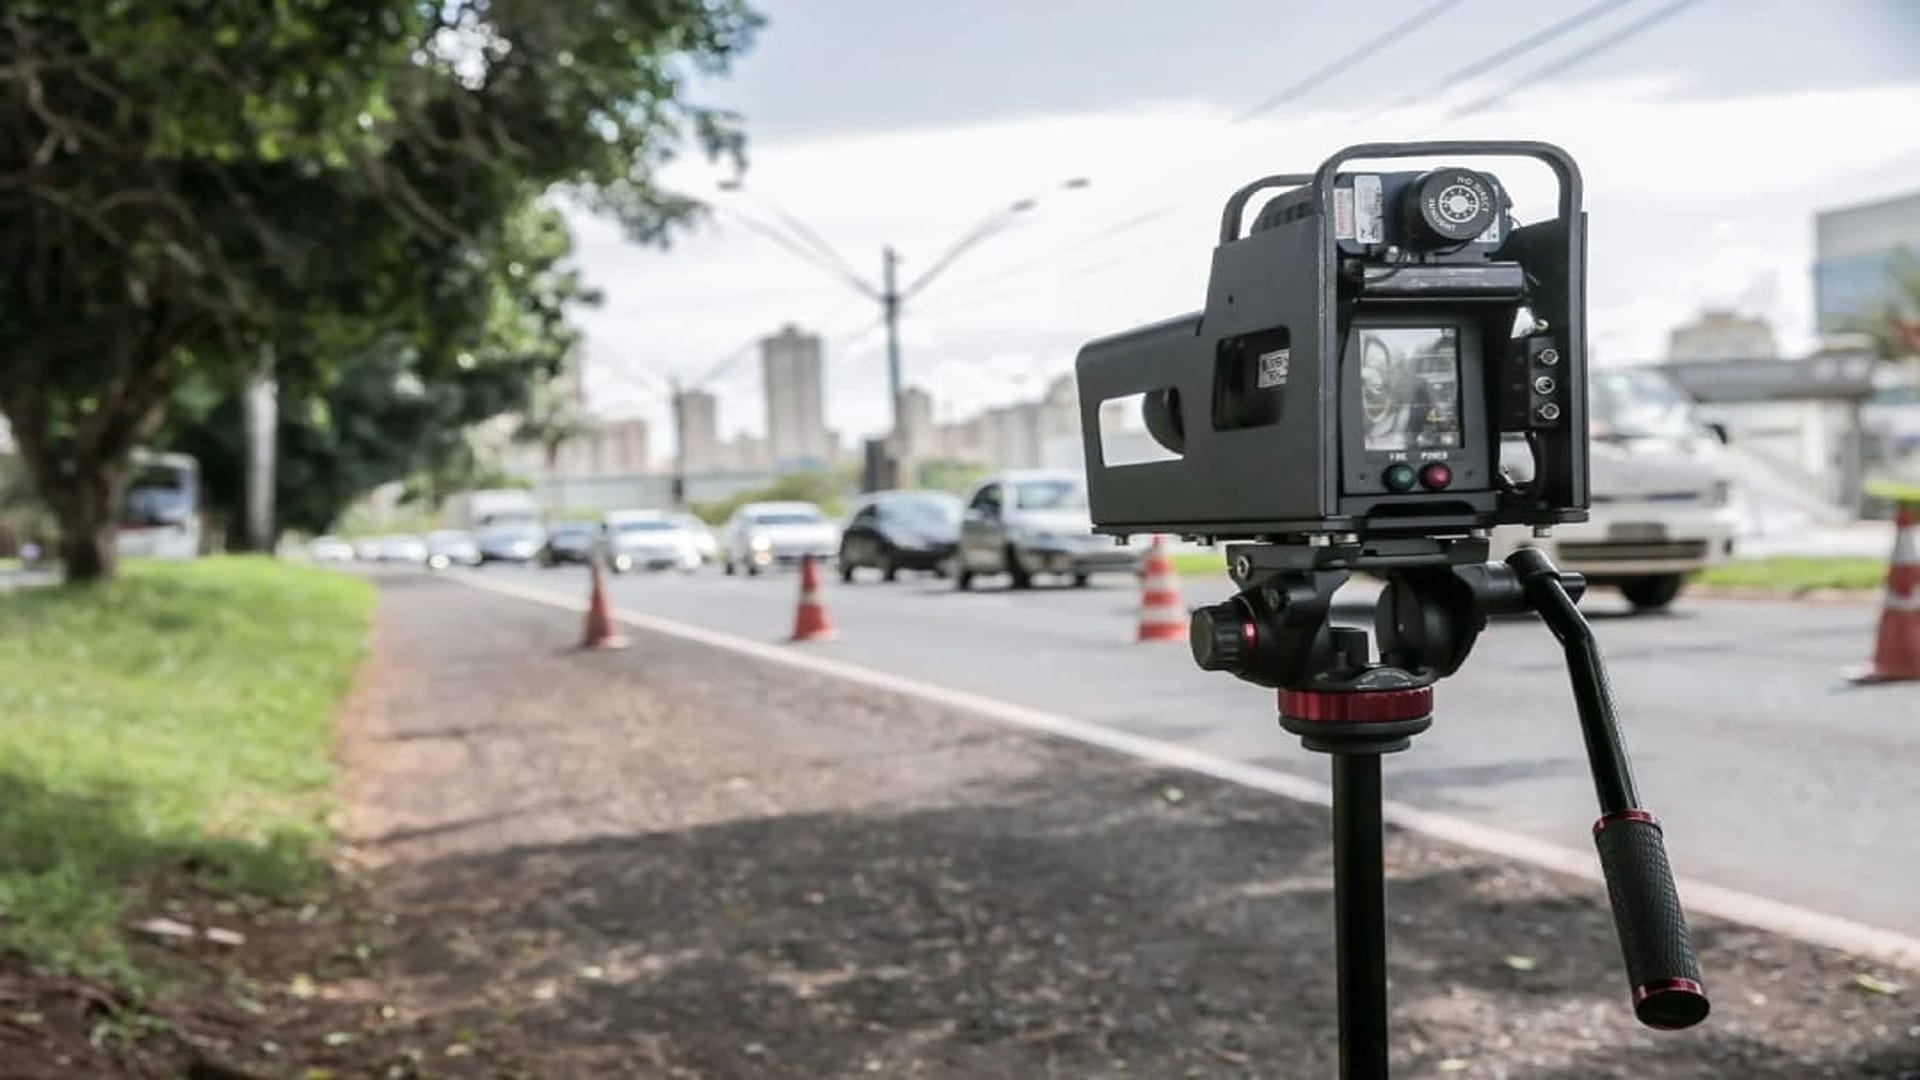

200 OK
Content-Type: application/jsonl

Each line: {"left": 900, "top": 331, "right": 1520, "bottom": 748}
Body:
{"left": 471, "top": 559, "right": 1918, "bottom": 938}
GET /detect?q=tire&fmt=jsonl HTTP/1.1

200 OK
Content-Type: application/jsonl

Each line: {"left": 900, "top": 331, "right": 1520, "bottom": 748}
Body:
{"left": 1620, "top": 574, "right": 1684, "bottom": 611}
{"left": 955, "top": 556, "right": 974, "bottom": 591}
{"left": 840, "top": 559, "right": 855, "bottom": 584}
{"left": 1006, "top": 545, "right": 1033, "bottom": 590}
{"left": 1071, "top": 572, "right": 1090, "bottom": 588}
{"left": 881, "top": 552, "right": 899, "bottom": 583}
{"left": 747, "top": 562, "right": 761, "bottom": 577}
{"left": 723, "top": 559, "right": 736, "bottom": 576}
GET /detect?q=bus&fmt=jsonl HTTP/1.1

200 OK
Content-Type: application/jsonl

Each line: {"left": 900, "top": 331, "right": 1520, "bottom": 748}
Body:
{"left": 119, "top": 451, "right": 203, "bottom": 560}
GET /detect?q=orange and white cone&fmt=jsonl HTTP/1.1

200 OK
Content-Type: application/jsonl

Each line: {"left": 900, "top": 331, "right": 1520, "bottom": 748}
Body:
{"left": 790, "top": 553, "right": 836, "bottom": 643}
{"left": 1852, "top": 504, "right": 1920, "bottom": 683}
{"left": 581, "top": 557, "right": 629, "bottom": 650}
{"left": 1137, "top": 537, "right": 1187, "bottom": 643}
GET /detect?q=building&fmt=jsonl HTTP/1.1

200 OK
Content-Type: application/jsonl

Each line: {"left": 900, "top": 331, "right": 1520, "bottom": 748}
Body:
{"left": 1814, "top": 188, "right": 1920, "bottom": 334}
{"left": 1666, "top": 309, "right": 1779, "bottom": 362}
{"left": 899, "top": 387, "right": 935, "bottom": 460}
{"left": 761, "top": 324, "right": 829, "bottom": 470}
{"left": 675, "top": 388, "right": 720, "bottom": 473}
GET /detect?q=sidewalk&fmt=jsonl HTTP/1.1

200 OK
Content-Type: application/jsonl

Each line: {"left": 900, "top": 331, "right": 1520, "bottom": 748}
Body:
{"left": 319, "top": 573, "right": 1914, "bottom": 1078}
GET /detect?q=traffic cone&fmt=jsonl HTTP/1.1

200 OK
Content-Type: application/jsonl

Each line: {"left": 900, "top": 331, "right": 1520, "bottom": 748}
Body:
{"left": 581, "top": 557, "right": 630, "bottom": 651}
{"left": 1852, "top": 504, "right": 1920, "bottom": 683}
{"left": 790, "top": 553, "right": 836, "bottom": 643}
{"left": 1137, "top": 537, "right": 1187, "bottom": 642}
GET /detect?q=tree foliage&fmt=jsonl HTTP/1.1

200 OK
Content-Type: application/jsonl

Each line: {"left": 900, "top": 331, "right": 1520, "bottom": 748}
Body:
{"left": 0, "top": 0, "right": 761, "bottom": 579}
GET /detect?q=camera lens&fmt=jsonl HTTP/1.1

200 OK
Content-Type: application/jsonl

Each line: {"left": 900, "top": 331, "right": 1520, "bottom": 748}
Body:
{"left": 1403, "top": 169, "right": 1499, "bottom": 249}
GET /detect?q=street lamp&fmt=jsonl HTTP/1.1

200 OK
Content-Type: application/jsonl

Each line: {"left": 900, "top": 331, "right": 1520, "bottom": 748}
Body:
{"left": 714, "top": 175, "right": 1091, "bottom": 486}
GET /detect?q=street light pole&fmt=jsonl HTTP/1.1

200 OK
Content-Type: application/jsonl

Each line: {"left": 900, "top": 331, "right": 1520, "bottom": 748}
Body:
{"left": 882, "top": 246, "right": 903, "bottom": 465}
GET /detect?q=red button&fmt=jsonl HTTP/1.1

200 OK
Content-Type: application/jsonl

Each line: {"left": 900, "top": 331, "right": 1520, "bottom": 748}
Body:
{"left": 1420, "top": 463, "right": 1453, "bottom": 490}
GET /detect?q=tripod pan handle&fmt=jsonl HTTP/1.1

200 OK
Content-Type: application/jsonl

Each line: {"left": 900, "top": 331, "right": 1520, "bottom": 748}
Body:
{"left": 1592, "top": 810, "right": 1709, "bottom": 1030}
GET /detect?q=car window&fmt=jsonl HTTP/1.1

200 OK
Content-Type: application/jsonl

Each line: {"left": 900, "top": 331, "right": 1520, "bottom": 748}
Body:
{"left": 969, "top": 484, "right": 1001, "bottom": 515}
{"left": 850, "top": 504, "right": 878, "bottom": 526}
{"left": 1591, "top": 371, "right": 1703, "bottom": 440}
{"left": 617, "top": 519, "right": 676, "bottom": 533}
{"left": 886, "top": 494, "right": 962, "bottom": 525}
{"left": 1013, "top": 479, "right": 1087, "bottom": 510}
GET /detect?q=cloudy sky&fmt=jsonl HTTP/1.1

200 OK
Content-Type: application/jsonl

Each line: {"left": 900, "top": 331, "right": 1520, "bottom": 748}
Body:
{"left": 569, "top": 0, "right": 1920, "bottom": 452}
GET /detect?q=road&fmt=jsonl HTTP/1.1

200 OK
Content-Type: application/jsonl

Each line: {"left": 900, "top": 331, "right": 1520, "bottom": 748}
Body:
{"left": 471, "top": 559, "right": 1917, "bottom": 938}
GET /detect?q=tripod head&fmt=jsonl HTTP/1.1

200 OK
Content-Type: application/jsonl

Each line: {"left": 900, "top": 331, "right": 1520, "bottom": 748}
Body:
{"left": 1182, "top": 541, "right": 1708, "bottom": 1074}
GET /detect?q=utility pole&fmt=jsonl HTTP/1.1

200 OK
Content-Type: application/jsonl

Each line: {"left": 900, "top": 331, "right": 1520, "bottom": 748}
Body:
{"left": 881, "top": 246, "right": 904, "bottom": 490}
{"left": 670, "top": 376, "right": 688, "bottom": 508}
{"left": 242, "top": 357, "right": 277, "bottom": 552}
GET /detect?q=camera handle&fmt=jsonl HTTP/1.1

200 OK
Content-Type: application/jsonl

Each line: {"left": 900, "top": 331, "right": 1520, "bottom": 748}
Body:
{"left": 1190, "top": 547, "right": 1707, "bottom": 1079}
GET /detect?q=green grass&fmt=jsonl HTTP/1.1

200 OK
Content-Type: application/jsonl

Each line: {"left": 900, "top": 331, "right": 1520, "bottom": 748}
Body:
{"left": 1697, "top": 556, "right": 1888, "bottom": 592}
{"left": 0, "top": 557, "right": 374, "bottom": 981}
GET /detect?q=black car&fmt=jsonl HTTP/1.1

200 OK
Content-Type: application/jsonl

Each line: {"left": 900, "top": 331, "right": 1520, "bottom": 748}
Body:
{"left": 838, "top": 490, "right": 963, "bottom": 583}
{"left": 540, "top": 522, "right": 597, "bottom": 566}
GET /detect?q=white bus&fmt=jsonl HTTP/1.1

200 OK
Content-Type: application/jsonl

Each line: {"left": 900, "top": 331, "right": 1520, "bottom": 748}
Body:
{"left": 118, "top": 451, "right": 203, "bottom": 560}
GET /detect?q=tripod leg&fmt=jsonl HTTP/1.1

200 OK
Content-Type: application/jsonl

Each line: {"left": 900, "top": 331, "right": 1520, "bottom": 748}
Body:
{"left": 1332, "top": 752, "right": 1390, "bottom": 1080}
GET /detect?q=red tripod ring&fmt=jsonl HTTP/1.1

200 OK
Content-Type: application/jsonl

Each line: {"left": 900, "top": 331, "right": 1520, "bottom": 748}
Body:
{"left": 1280, "top": 685, "right": 1434, "bottom": 724}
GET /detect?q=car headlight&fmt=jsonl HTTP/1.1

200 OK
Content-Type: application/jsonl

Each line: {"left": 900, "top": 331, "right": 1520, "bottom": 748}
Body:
{"left": 749, "top": 534, "right": 772, "bottom": 552}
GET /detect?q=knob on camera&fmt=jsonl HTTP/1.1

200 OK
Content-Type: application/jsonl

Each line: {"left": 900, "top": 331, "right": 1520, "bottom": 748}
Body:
{"left": 1404, "top": 169, "right": 1498, "bottom": 248}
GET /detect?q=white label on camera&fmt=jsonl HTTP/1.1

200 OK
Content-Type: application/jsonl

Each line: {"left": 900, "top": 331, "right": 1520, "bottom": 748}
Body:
{"left": 1333, "top": 188, "right": 1355, "bottom": 240}
{"left": 1354, "top": 174, "right": 1384, "bottom": 244}
{"left": 1257, "top": 348, "right": 1291, "bottom": 389}
{"left": 1477, "top": 214, "right": 1501, "bottom": 245}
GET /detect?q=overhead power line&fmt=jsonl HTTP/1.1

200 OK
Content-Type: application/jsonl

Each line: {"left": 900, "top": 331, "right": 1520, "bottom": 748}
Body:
{"left": 1234, "top": 0, "right": 1469, "bottom": 123}
{"left": 1438, "top": 0, "right": 1703, "bottom": 123}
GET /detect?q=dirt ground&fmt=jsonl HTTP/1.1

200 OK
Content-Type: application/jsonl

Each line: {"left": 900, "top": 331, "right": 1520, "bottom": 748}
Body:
{"left": 5, "top": 571, "right": 1918, "bottom": 1078}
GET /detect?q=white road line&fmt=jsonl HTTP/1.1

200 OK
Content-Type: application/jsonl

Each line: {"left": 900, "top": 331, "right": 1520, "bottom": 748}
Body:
{"left": 458, "top": 572, "right": 1920, "bottom": 972}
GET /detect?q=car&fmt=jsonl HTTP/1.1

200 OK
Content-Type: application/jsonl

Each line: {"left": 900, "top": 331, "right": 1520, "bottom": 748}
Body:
{"left": 309, "top": 535, "right": 355, "bottom": 563}
{"left": 540, "top": 522, "right": 598, "bottom": 567}
{"left": 475, "top": 521, "right": 546, "bottom": 564}
{"left": 352, "top": 536, "right": 386, "bottom": 561}
{"left": 671, "top": 512, "right": 721, "bottom": 564}
{"left": 1490, "top": 367, "right": 1738, "bottom": 611}
{"left": 379, "top": 534, "right": 429, "bottom": 564}
{"left": 954, "top": 470, "right": 1140, "bottom": 590}
{"left": 424, "top": 529, "right": 482, "bottom": 570}
{"left": 600, "top": 510, "right": 703, "bottom": 573}
{"left": 720, "top": 501, "right": 838, "bottom": 576}
{"left": 837, "top": 489, "right": 962, "bottom": 582}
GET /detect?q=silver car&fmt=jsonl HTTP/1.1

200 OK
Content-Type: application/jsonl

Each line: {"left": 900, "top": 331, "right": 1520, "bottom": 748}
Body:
{"left": 720, "top": 501, "right": 838, "bottom": 576}
{"left": 600, "top": 510, "right": 703, "bottom": 573}
{"left": 954, "top": 470, "right": 1140, "bottom": 589}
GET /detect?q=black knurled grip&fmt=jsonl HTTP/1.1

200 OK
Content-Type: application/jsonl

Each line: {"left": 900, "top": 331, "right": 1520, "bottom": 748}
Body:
{"left": 1593, "top": 814, "right": 1710, "bottom": 1030}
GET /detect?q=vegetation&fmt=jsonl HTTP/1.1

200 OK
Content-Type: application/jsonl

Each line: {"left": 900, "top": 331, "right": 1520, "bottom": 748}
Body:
{"left": 0, "top": 559, "right": 374, "bottom": 980}
{"left": 691, "top": 469, "right": 859, "bottom": 525}
{"left": 1698, "top": 556, "right": 1887, "bottom": 592}
{"left": 0, "top": 0, "right": 762, "bottom": 581}
{"left": 1840, "top": 248, "right": 1920, "bottom": 364}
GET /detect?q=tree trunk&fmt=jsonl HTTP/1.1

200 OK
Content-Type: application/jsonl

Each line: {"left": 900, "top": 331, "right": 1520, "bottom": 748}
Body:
{"left": 51, "top": 461, "right": 124, "bottom": 584}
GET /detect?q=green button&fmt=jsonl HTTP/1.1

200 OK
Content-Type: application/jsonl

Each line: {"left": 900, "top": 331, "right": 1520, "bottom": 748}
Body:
{"left": 1383, "top": 463, "right": 1417, "bottom": 492}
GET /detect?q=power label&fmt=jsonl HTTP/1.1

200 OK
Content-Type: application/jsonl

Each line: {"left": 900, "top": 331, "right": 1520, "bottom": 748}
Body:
{"left": 1333, "top": 188, "right": 1355, "bottom": 241}
{"left": 1353, "top": 174, "right": 1384, "bottom": 244}
{"left": 1256, "top": 348, "right": 1291, "bottom": 389}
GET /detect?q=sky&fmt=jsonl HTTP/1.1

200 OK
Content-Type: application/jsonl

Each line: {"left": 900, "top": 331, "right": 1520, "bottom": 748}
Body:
{"left": 567, "top": 0, "right": 1920, "bottom": 453}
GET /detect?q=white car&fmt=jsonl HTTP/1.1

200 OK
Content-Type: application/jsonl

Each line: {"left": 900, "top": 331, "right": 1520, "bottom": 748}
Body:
{"left": 721, "top": 501, "right": 839, "bottom": 575}
{"left": 309, "top": 535, "right": 355, "bottom": 563}
{"left": 600, "top": 510, "right": 703, "bottom": 573}
{"left": 955, "top": 470, "right": 1140, "bottom": 589}
{"left": 1492, "top": 368, "right": 1737, "bottom": 611}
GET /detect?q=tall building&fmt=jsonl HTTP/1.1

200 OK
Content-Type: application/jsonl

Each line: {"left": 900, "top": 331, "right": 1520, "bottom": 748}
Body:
{"left": 1666, "top": 309, "right": 1779, "bottom": 361}
{"left": 761, "top": 324, "right": 829, "bottom": 470}
{"left": 1815, "top": 189, "right": 1920, "bottom": 333}
{"left": 676, "top": 388, "right": 720, "bottom": 473}
{"left": 899, "top": 386, "right": 935, "bottom": 459}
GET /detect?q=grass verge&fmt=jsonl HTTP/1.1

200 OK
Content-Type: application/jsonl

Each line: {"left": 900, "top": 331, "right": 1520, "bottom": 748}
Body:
{"left": 1169, "top": 551, "right": 1230, "bottom": 577}
{"left": 0, "top": 557, "right": 373, "bottom": 982}
{"left": 1697, "top": 556, "right": 1888, "bottom": 592}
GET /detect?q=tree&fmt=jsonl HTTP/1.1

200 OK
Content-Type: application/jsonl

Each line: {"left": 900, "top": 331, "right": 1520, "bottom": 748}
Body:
{"left": 1848, "top": 249, "right": 1920, "bottom": 364}
{"left": 514, "top": 374, "right": 596, "bottom": 488}
{"left": 0, "top": 0, "right": 760, "bottom": 581}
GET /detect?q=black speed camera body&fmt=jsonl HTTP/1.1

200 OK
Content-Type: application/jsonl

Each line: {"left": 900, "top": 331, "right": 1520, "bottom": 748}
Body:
{"left": 1076, "top": 141, "right": 1589, "bottom": 542}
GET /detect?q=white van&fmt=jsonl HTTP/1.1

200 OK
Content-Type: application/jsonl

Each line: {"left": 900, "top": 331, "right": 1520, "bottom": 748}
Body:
{"left": 1493, "top": 368, "right": 1737, "bottom": 611}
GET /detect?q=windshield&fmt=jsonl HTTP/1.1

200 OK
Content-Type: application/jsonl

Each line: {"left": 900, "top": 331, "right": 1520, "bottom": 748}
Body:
{"left": 617, "top": 519, "right": 677, "bottom": 533}
{"left": 886, "top": 494, "right": 962, "bottom": 525}
{"left": 428, "top": 531, "right": 472, "bottom": 545}
{"left": 121, "top": 464, "right": 194, "bottom": 526}
{"left": 1591, "top": 370, "right": 1704, "bottom": 440}
{"left": 751, "top": 511, "right": 824, "bottom": 526}
{"left": 487, "top": 523, "right": 543, "bottom": 540}
{"left": 1013, "top": 479, "right": 1088, "bottom": 511}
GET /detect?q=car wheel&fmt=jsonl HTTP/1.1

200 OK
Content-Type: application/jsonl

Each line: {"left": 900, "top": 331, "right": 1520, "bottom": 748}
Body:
{"left": 840, "top": 558, "right": 855, "bottom": 584}
{"left": 1071, "top": 572, "right": 1090, "bottom": 588}
{"left": 955, "top": 557, "right": 974, "bottom": 591}
{"left": 747, "top": 563, "right": 761, "bottom": 577}
{"left": 1005, "top": 545, "right": 1034, "bottom": 590}
{"left": 724, "top": 559, "right": 736, "bottom": 576}
{"left": 1620, "top": 574, "right": 1684, "bottom": 611}
{"left": 881, "top": 552, "right": 899, "bottom": 583}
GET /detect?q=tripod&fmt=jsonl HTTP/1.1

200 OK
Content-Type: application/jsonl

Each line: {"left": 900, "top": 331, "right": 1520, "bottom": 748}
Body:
{"left": 1188, "top": 539, "right": 1709, "bottom": 1079}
